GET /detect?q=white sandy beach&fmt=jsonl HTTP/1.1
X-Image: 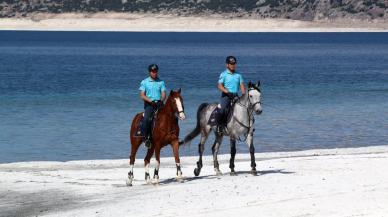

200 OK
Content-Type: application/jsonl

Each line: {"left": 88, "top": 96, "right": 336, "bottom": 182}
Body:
{"left": 1, "top": 145, "right": 388, "bottom": 217}
{"left": 0, "top": 13, "right": 387, "bottom": 32}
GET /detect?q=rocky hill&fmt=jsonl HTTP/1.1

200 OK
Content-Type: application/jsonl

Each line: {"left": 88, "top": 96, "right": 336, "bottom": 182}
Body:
{"left": 1, "top": 0, "right": 387, "bottom": 21}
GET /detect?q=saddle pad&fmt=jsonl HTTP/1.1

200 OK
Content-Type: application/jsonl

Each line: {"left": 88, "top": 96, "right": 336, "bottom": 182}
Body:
{"left": 207, "top": 103, "right": 235, "bottom": 127}
{"left": 134, "top": 117, "right": 144, "bottom": 137}
{"left": 208, "top": 108, "right": 220, "bottom": 126}
{"left": 134, "top": 113, "right": 158, "bottom": 137}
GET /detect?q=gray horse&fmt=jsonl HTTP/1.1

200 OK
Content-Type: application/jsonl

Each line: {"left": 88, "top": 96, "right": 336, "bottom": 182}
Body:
{"left": 180, "top": 81, "right": 262, "bottom": 176}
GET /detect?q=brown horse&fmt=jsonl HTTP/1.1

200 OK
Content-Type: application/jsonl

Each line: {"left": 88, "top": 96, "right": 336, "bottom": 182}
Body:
{"left": 126, "top": 89, "right": 186, "bottom": 186}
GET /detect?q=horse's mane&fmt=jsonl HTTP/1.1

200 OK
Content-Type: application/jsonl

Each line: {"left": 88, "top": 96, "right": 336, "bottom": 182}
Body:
{"left": 158, "top": 92, "right": 177, "bottom": 116}
{"left": 238, "top": 85, "right": 261, "bottom": 104}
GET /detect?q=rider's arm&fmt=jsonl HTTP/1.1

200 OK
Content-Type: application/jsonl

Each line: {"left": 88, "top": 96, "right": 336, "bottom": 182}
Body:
{"left": 240, "top": 83, "right": 246, "bottom": 95}
{"left": 218, "top": 73, "right": 229, "bottom": 94}
{"left": 139, "top": 80, "right": 152, "bottom": 103}
{"left": 239, "top": 74, "right": 246, "bottom": 95}
{"left": 160, "top": 81, "right": 166, "bottom": 102}
{"left": 161, "top": 91, "right": 166, "bottom": 101}
{"left": 140, "top": 91, "right": 152, "bottom": 103}
{"left": 218, "top": 83, "right": 229, "bottom": 94}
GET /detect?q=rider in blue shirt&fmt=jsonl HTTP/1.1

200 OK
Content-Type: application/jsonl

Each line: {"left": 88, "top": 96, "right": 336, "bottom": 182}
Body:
{"left": 217, "top": 56, "right": 246, "bottom": 133}
{"left": 139, "top": 64, "right": 166, "bottom": 148}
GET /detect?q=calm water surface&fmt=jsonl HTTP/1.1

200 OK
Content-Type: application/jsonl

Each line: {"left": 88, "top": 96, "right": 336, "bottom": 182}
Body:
{"left": 0, "top": 31, "right": 387, "bottom": 163}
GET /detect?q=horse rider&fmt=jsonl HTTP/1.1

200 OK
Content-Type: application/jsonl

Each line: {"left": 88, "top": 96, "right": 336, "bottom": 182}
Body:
{"left": 217, "top": 56, "right": 246, "bottom": 133}
{"left": 139, "top": 64, "right": 166, "bottom": 148}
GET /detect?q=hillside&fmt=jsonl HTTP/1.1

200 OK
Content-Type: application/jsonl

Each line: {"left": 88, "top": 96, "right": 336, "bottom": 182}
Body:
{"left": 1, "top": 0, "right": 387, "bottom": 21}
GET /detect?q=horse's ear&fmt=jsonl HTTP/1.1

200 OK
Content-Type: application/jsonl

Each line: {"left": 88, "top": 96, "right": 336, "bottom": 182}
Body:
{"left": 170, "top": 90, "right": 173, "bottom": 94}
{"left": 248, "top": 81, "right": 253, "bottom": 88}
{"left": 257, "top": 80, "right": 260, "bottom": 87}
{"left": 177, "top": 88, "right": 181, "bottom": 93}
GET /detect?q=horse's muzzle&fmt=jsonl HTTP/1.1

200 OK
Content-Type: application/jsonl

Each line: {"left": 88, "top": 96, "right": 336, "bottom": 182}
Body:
{"left": 179, "top": 112, "right": 186, "bottom": 120}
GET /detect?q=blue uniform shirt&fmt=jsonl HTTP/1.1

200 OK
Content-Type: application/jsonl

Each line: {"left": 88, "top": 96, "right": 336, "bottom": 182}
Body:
{"left": 218, "top": 69, "right": 244, "bottom": 94}
{"left": 139, "top": 77, "right": 166, "bottom": 101}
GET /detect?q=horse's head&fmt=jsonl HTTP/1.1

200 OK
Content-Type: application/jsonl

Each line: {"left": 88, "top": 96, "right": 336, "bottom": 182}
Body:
{"left": 169, "top": 88, "right": 186, "bottom": 120}
{"left": 247, "top": 81, "right": 262, "bottom": 115}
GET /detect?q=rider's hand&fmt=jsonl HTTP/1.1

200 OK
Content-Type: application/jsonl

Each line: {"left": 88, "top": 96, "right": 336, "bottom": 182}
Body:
{"left": 154, "top": 100, "right": 163, "bottom": 108}
{"left": 226, "top": 92, "right": 235, "bottom": 99}
{"left": 151, "top": 101, "right": 158, "bottom": 109}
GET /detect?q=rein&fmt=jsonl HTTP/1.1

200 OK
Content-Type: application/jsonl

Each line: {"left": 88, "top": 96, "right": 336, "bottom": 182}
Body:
{"left": 154, "top": 95, "right": 183, "bottom": 135}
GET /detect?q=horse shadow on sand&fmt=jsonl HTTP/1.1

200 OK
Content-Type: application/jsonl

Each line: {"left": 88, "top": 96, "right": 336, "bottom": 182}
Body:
{"left": 235, "top": 169, "right": 295, "bottom": 176}
{"left": 156, "top": 168, "right": 294, "bottom": 185}
{"left": 156, "top": 174, "right": 221, "bottom": 185}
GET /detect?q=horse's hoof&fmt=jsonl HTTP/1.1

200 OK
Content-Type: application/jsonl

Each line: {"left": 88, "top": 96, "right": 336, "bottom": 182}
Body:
{"left": 145, "top": 177, "right": 151, "bottom": 184}
{"left": 215, "top": 170, "right": 223, "bottom": 176}
{"left": 152, "top": 179, "right": 159, "bottom": 185}
{"left": 152, "top": 175, "right": 159, "bottom": 184}
{"left": 230, "top": 171, "right": 237, "bottom": 176}
{"left": 176, "top": 176, "right": 184, "bottom": 183}
{"left": 251, "top": 169, "right": 258, "bottom": 176}
{"left": 126, "top": 178, "right": 133, "bottom": 186}
{"left": 194, "top": 168, "right": 201, "bottom": 176}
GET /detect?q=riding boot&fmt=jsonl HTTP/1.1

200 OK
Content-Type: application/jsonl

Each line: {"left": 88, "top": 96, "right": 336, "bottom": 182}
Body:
{"left": 218, "top": 94, "right": 231, "bottom": 134}
{"left": 216, "top": 113, "right": 225, "bottom": 134}
{"left": 143, "top": 104, "right": 154, "bottom": 149}
{"left": 216, "top": 125, "right": 224, "bottom": 134}
{"left": 143, "top": 123, "right": 152, "bottom": 149}
{"left": 145, "top": 136, "right": 152, "bottom": 149}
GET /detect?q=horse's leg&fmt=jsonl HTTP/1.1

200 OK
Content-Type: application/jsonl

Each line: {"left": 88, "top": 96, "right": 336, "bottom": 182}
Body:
{"left": 229, "top": 138, "right": 237, "bottom": 176}
{"left": 153, "top": 146, "right": 161, "bottom": 184}
{"left": 212, "top": 132, "right": 223, "bottom": 176}
{"left": 127, "top": 139, "right": 141, "bottom": 186}
{"left": 172, "top": 140, "right": 183, "bottom": 181}
{"left": 194, "top": 129, "right": 210, "bottom": 176}
{"left": 247, "top": 129, "right": 257, "bottom": 176}
{"left": 144, "top": 146, "right": 154, "bottom": 184}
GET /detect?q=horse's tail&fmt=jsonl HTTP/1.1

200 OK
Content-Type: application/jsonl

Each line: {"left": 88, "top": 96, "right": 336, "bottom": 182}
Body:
{"left": 179, "top": 103, "right": 208, "bottom": 146}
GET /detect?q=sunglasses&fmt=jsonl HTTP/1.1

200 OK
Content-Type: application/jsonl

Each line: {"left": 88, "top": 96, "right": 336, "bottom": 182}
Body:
{"left": 150, "top": 70, "right": 158, "bottom": 73}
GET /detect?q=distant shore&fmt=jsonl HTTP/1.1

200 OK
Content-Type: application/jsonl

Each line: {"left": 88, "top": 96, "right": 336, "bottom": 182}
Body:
{"left": 1, "top": 13, "right": 387, "bottom": 32}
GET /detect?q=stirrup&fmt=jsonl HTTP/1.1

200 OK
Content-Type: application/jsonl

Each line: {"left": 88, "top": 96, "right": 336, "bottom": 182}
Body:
{"left": 145, "top": 138, "right": 152, "bottom": 149}
{"left": 216, "top": 125, "right": 224, "bottom": 134}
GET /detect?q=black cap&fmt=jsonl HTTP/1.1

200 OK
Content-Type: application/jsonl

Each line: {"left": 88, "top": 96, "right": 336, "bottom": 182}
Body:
{"left": 148, "top": 64, "right": 159, "bottom": 72}
{"left": 226, "top": 56, "right": 237, "bottom": 64}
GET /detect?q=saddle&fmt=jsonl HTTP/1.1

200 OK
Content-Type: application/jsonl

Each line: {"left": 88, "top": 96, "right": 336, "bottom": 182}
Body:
{"left": 208, "top": 100, "right": 236, "bottom": 127}
{"left": 134, "top": 111, "right": 158, "bottom": 138}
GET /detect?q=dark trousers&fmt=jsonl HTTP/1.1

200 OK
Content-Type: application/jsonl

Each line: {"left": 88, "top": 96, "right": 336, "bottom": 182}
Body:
{"left": 142, "top": 103, "right": 156, "bottom": 139}
{"left": 218, "top": 93, "right": 232, "bottom": 125}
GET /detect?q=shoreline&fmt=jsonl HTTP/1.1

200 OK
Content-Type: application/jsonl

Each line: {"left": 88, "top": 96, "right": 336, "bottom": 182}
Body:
{"left": 2, "top": 145, "right": 388, "bottom": 166}
{"left": 1, "top": 145, "right": 388, "bottom": 216}
{"left": 1, "top": 13, "right": 388, "bottom": 32}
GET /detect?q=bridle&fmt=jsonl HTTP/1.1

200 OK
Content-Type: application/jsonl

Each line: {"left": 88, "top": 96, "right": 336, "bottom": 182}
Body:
{"left": 231, "top": 88, "right": 261, "bottom": 142}
{"left": 236, "top": 88, "right": 261, "bottom": 110}
{"left": 178, "top": 108, "right": 185, "bottom": 115}
{"left": 175, "top": 97, "right": 185, "bottom": 115}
